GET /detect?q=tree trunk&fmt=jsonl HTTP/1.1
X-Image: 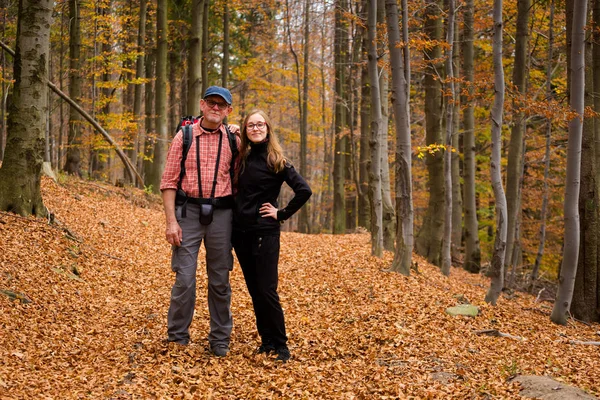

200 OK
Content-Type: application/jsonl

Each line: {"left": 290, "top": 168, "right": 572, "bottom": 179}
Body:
{"left": 221, "top": 1, "right": 229, "bottom": 88}
{"left": 0, "top": 0, "right": 8, "bottom": 162}
{"left": 63, "top": 0, "right": 83, "bottom": 176}
{"left": 146, "top": 0, "right": 167, "bottom": 192}
{"left": 571, "top": 0, "right": 599, "bottom": 323}
{"left": 441, "top": 0, "right": 455, "bottom": 276}
{"left": 187, "top": 0, "right": 203, "bottom": 115}
{"left": 201, "top": 0, "right": 209, "bottom": 95}
{"left": 130, "top": 0, "right": 147, "bottom": 186}
{"left": 358, "top": 26, "right": 371, "bottom": 230}
{"left": 504, "top": 0, "right": 530, "bottom": 280}
{"left": 333, "top": 0, "right": 349, "bottom": 234}
{"left": 379, "top": 0, "right": 395, "bottom": 251}
{"left": 387, "top": 0, "right": 413, "bottom": 275}
{"left": 367, "top": 0, "right": 383, "bottom": 257}
{"left": 485, "top": 0, "right": 507, "bottom": 305}
{"left": 415, "top": 0, "right": 445, "bottom": 266}
{"left": 531, "top": 0, "right": 555, "bottom": 289}
{"left": 451, "top": 17, "right": 462, "bottom": 260}
{"left": 461, "top": 0, "right": 481, "bottom": 273}
{"left": 551, "top": 0, "right": 587, "bottom": 325}
{"left": 0, "top": 0, "right": 52, "bottom": 217}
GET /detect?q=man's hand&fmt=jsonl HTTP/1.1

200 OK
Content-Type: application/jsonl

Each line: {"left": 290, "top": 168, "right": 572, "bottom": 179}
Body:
{"left": 162, "top": 189, "right": 182, "bottom": 246}
{"left": 259, "top": 202, "right": 278, "bottom": 220}
{"left": 166, "top": 220, "right": 182, "bottom": 246}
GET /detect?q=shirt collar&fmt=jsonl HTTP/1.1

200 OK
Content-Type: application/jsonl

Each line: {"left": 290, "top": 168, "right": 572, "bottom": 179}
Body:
{"left": 193, "top": 117, "right": 223, "bottom": 136}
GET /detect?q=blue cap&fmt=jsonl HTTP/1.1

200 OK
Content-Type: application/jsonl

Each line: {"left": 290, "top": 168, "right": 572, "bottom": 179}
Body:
{"left": 203, "top": 86, "right": 232, "bottom": 105}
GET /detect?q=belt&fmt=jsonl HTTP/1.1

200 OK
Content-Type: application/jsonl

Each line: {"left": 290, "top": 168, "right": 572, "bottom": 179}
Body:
{"left": 176, "top": 192, "right": 234, "bottom": 218}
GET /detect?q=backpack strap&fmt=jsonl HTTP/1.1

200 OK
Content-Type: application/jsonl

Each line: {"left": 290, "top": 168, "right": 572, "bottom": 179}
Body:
{"left": 177, "top": 124, "right": 193, "bottom": 191}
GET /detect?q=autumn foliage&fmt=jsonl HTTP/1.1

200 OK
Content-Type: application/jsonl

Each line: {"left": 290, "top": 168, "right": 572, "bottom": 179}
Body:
{"left": 0, "top": 177, "right": 598, "bottom": 398}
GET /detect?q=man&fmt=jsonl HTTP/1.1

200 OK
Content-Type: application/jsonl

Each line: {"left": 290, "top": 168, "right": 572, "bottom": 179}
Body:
{"left": 160, "top": 86, "right": 238, "bottom": 357}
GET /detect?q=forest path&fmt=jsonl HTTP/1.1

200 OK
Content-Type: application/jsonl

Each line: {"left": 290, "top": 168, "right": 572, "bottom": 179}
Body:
{"left": 0, "top": 176, "right": 598, "bottom": 399}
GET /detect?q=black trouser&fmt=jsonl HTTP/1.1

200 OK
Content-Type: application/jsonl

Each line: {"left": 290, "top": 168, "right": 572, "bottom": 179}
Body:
{"left": 232, "top": 231, "right": 287, "bottom": 348}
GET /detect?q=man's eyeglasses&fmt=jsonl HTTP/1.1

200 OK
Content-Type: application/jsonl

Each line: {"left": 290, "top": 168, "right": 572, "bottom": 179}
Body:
{"left": 204, "top": 99, "right": 229, "bottom": 110}
{"left": 247, "top": 122, "right": 267, "bottom": 130}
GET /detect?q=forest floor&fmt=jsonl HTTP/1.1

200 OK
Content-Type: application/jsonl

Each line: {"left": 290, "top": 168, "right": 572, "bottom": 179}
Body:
{"left": 1, "top": 176, "right": 599, "bottom": 399}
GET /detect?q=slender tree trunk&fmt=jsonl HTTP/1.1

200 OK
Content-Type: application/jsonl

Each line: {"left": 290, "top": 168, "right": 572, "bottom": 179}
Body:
{"left": 378, "top": 0, "right": 395, "bottom": 251}
{"left": 333, "top": 0, "right": 349, "bottom": 234}
{"left": 551, "top": 0, "right": 587, "bottom": 325}
{"left": 367, "top": 0, "right": 383, "bottom": 257}
{"left": 441, "top": 0, "right": 455, "bottom": 276}
{"left": 462, "top": 0, "right": 481, "bottom": 273}
{"left": 0, "top": 0, "right": 52, "bottom": 217}
{"left": 571, "top": 0, "right": 599, "bottom": 323}
{"left": 415, "top": 0, "right": 445, "bottom": 266}
{"left": 130, "top": 0, "right": 147, "bottom": 186}
{"left": 201, "top": 0, "right": 209, "bottom": 95}
{"left": 387, "top": 0, "right": 413, "bottom": 275}
{"left": 187, "top": 0, "right": 203, "bottom": 115}
{"left": 221, "top": 2, "right": 229, "bottom": 88}
{"left": 485, "top": 0, "right": 507, "bottom": 305}
{"left": 146, "top": 0, "right": 167, "bottom": 192}
{"left": 63, "top": 0, "right": 83, "bottom": 176}
{"left": 504, "top": 0, "right": 530, "bottom": 281}
{"left": 0, "top": 0, "right": 6, "bottom": 162}
{"left": 359, "top": 28, "right": 371, "bottom": 230}
{"left": 451, "top": 17, "right": 462, "bottom": 260}
{"left": 531, "top": 0, "right": 555, "bottom": 289}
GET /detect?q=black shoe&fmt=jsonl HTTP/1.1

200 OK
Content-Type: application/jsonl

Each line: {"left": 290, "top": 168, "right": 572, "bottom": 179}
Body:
{"left": 275, "top": 346, "right": 290, "bottom": 362}
{"left": 209, "top": 344, "right": 229, "bottom": 357}
{"left": 257, "top": 343, "right": 275, "bottom": 354}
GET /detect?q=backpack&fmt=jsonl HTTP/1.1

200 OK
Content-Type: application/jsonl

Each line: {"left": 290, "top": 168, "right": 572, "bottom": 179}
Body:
{"left": 176, "top": 116, "right": 238, "bottom": 194}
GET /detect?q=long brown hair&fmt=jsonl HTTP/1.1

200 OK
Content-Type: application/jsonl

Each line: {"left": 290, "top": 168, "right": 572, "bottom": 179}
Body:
{"left": 240, "top": 110, "right": 286, "bottom": 173}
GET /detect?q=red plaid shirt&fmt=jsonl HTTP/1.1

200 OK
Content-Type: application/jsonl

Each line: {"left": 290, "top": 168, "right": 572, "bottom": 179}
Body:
{"left": 160, "top": 118, "right": 238, "bottom": 198}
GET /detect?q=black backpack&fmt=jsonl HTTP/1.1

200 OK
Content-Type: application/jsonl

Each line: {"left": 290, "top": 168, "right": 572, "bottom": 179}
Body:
{"left": 176, "top": 116, "right": 238, "bottom": 194}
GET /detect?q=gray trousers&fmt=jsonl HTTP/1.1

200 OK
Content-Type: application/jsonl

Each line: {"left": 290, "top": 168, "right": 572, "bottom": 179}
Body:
{"left": 167, "top": 204, "right": 233, "bottom": 346}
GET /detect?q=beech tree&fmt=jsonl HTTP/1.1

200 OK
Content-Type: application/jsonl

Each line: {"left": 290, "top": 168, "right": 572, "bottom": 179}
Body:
{"left": 441, "top": 0, "right": 456, "bottom": 276}
{"left": 485, "top": 0, "right": 507, "bottom": 305}
{"left": 504, "top": 0, "right": 531, "bottom": 282}
{"left": 571, "top": 0, "right": 599, "bottom": 323}
{"left": 415, "top": 0, "right": 445, "bottom": 266}
{"left": 386, "top": 0, "right": 413, "bottom": 275}
{"left": 367, "top": 0, "right": 383, "bottom": 257}
{"left": 333, "top": 0, "right": 349, "bottom": 234}
{"left": 187, "top": 0, "right": 204, "bottom": 116}
{"left": 461, "top": 0, "right": 481, "bottom": 273}
{"left": 551, "top": 0, "right": 587, "bottom": 324}
{"left": 531, "top": 0, "right": 555, "bottom": 289}
{"left": 145, "top": 0, "right": 167, "bottom": 192}
{"left": 63, "top": 0, "right": 83, "bottom": 176}
{"left": 0, "top": 0, "right": 53, "bottom": 216}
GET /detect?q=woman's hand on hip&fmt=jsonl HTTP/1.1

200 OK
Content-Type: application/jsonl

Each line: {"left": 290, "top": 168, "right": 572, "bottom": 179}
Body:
{"left": 259, "top": 203, "right": 278, "bottom": 220}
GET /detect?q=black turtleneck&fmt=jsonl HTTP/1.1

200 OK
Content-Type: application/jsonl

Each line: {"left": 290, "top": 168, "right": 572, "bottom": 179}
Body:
{"left": 233, "top": 140, "right": 312, "bottom": 234}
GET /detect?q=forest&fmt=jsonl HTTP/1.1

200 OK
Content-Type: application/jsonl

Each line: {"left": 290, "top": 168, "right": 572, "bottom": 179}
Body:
{"left": 0, "top": 0, "right": 598, "bottom": 325}
{"left": 1, "top": 0, "right": 600, "bottom": 397}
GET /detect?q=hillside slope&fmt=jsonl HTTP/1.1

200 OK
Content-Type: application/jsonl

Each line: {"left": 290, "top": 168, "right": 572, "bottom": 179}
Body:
{"left": 1, "top": 177, "right": 599, "bottom": 399}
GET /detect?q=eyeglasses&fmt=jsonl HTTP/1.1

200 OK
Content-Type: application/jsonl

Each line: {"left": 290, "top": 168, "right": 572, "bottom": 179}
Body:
{"left": 247, "top": 122, "right": 267, "bottom": 130}
{"left": 204, "top": 99, "right": 229, "bottom": 110}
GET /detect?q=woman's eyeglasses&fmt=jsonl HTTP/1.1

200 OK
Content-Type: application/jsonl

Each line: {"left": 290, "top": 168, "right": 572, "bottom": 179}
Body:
{"left": 246, "top": 122, "right": 266, "bottom": 130}
{"left": 204, "top": 99, "right": 229, "bottom": 110}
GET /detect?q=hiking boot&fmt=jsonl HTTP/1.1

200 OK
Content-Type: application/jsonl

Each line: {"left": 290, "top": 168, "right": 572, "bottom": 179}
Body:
{"left": 275, "top": 346, "right": 290, "bottom": 362}
{"left": 257, "top": 342, "right": 275, "bottom": 355}
{"left": 209, "top": 344, "right": 229, "bottom": 357}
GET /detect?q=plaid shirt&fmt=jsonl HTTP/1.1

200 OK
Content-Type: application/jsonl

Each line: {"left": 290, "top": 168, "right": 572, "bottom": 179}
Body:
{"left": 160, "top": 118, "right": 237, "bottom": 198}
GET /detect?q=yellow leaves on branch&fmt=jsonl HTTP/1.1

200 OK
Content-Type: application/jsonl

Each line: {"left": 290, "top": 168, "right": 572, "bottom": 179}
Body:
{"left": 416, "top": 143, "right": 457, "bottom": 160}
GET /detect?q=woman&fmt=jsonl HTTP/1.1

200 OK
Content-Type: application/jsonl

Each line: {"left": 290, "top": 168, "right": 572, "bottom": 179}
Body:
{"left": 233, "top": 110, "right": 312, "bottom": 362}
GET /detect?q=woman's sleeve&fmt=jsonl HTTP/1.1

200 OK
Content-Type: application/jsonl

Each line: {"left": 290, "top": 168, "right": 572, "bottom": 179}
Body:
{"left": 276, "top": 163, "right": 312, "bottom": 221}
